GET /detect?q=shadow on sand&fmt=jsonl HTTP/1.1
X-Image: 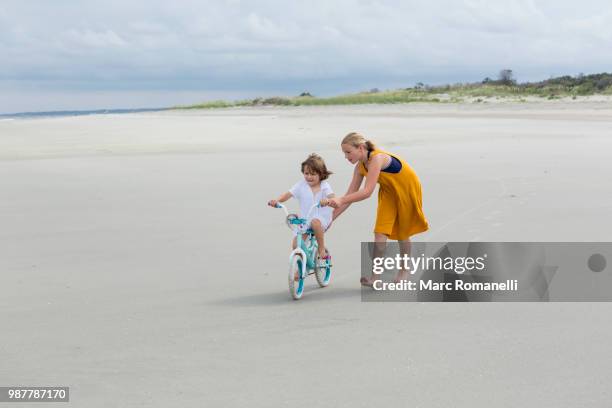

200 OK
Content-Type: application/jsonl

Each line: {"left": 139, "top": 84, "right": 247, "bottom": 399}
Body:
{"left": 209, "top": 285, "right": 362, "bottom": 307}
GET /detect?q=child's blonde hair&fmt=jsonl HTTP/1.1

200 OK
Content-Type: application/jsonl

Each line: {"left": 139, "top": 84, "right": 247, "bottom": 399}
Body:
{"left": 301, "top": 153, "right": 332, "bottom": 180}
{"left": 341, "top": 132, "right": 376, "bottom": 152}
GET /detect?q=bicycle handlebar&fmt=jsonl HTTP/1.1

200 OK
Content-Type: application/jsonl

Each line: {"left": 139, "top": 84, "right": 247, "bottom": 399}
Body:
{"left": 305, "top": 202, "right": 321, "bottom": 220}
{"left": 273, "top": 202, "right": 320, "bottom": 220}
{"left": 274, "top": 203, "right": 289, "bottom": 216}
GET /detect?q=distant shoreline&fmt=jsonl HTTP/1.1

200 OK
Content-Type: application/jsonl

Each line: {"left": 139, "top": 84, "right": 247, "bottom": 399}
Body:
{"left": 3, "top": 94, "right": 611, "bottom": 120}
{"left": 4, "top": 73, "right": 612, "bottom": 118}
{"left": 3, "top": 95, "right": 612, "bottom": 120}
{"left": 0, "top": 107, "right": 168, "bottom": 120}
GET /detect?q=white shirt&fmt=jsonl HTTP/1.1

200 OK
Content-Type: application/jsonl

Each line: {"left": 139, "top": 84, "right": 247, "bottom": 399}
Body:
{"left": 289, "top": 180, "right": 334, "bottom": 228}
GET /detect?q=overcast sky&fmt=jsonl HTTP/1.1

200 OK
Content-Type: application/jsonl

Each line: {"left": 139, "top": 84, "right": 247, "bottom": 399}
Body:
{"left": 1, "top": 0, "right": 611, "bottom": 113}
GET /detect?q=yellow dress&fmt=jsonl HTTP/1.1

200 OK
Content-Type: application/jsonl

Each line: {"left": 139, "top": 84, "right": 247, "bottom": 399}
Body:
{"left": 359, "top": 149, "right": 429, "bottom": 240}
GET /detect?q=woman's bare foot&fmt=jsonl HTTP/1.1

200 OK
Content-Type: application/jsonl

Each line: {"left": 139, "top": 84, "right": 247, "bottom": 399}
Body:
{"left": 360, "top": 275, "right": 377, "bottom": 287}
{"left": 394, "top": 270, "right": 410, "bottom": 283}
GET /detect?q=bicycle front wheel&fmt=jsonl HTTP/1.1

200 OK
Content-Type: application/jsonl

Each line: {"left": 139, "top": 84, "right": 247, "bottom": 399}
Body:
{"left": 288, "top": 252, "right": 305, "bottom": 300}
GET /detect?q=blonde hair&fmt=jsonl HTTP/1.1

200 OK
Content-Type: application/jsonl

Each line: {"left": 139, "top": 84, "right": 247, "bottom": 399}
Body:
{"left": 341, "top": 132, "right": 376, "bottom": 152}
{"left": 301, "top": 153, "right": 332, "bottom": 180}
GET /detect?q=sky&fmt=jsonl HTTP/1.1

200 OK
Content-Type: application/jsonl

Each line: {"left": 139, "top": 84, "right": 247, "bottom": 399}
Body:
{"left": 1, "top": 0, "right": 611, "bottom": 113}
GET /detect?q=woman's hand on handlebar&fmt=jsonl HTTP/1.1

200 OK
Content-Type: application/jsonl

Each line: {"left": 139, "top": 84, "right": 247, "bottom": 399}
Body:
{"left": 268, "top": 199, "right": 279, "bottom": 207}
{"left": 326, "top": 197, "right": 343, "bottom": 209}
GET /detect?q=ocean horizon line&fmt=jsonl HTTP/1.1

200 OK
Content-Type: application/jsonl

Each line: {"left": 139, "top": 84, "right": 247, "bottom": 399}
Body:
{"left": 0, "top": 107, "right": 169, "bottom": 120}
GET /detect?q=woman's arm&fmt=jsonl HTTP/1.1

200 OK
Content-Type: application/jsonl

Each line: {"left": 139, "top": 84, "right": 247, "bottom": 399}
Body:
{"left": 330, "top": 165, "right": 364, "bottom": 220}
{"left": 339, "top": 154, "right": 384, "bottom": 205}
{"left": 346, "top": 165, "right": 365, "bottom": 195}
{"left": 319, "top": 193, "right": 335, "bottom": 207}
{"left": 332, "top": 202, "right": 350, "bottom": 220}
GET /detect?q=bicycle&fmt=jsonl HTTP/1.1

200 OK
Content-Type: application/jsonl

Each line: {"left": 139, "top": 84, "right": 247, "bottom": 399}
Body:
{"left": 272, "top": 202, "right": 332, "bottom": 300}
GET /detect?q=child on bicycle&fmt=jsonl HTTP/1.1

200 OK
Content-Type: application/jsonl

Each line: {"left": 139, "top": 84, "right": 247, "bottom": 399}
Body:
{"left": 268, "top": 153, "right": 335, "bottom": 267}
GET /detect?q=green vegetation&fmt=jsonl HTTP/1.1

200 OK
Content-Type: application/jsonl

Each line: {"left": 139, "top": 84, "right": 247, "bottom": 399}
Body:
{"left": 174, "top": 72, "right": 612, "bottom": 110}
{"left": 175, "top": 90, "right": 442, "bottom": 109}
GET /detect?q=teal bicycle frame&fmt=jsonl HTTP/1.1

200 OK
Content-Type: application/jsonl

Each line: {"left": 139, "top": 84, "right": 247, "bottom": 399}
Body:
{"left": 275, "top": 202, "right": 331, "bottom": 299}
{"left": 276, "top": 202, "right": 321, "bottom": 272}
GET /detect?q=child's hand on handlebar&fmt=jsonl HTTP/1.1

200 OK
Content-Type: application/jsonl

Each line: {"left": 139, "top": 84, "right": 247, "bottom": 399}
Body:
{"left": 319, "top": 198, "right": 329, "bottom": 207}
{"left": 268, "top": 199, "right": 278, "bottom": 207}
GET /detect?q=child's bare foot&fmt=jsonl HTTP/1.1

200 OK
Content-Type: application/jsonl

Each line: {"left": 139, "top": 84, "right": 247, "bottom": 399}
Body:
{"left": 360, "top": 275, "right": 377, "bottom": 287}
{"left": 317, "top": 251, "right": 329, "bottom": 268}
{"left": 394, "top": 270, "right": 410, "bottom": 283}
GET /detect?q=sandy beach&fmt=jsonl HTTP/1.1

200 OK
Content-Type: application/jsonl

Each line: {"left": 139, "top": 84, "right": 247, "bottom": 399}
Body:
{"left": 2, "top": 102, "right": 612, "bottom": 407}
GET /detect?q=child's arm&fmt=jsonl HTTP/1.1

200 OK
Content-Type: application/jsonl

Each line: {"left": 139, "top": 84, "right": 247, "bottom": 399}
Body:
{"left": 268, "top": 191, "right": 293, "bottom": 207}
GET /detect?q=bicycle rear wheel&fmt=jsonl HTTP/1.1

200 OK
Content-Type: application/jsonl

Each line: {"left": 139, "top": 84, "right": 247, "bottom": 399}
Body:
{"left": 315, "top": 248, "right": 332, "bottom": 287}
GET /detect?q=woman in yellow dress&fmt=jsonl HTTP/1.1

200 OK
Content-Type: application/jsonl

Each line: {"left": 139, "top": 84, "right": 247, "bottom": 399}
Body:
{"left": 327, "top": 132, "right": 429, "bottom": 286}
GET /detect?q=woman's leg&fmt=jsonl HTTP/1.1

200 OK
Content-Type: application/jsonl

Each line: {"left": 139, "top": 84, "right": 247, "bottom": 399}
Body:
{"left": 373, "top": 232, "right": 388, "bottom": 261}
{"left": 361, "top": 232, "right": 388, "bottom": 286}
{"left": 394, "top": 238, "right": 412, "bottom": 282}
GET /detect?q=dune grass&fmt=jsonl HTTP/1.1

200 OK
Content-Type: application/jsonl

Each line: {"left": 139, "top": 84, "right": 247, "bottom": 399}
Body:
{"left": 175, "top": 90, "right": 441, "bottom": 109}
{"left": 174, "top": 72, "right": 612, "bottom": 110}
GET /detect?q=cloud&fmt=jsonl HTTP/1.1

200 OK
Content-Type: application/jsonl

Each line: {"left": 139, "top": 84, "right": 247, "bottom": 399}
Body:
{"left": 61, "top": 29, "right": 128, "bottom": 49}
{"left": 1, "top": 0, "right": 611, "bottom": 111}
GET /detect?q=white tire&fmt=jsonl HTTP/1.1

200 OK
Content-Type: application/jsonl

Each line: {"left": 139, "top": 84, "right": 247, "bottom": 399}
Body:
{"left": 288, "top": 251, "right": 306, "bottom": 300}
{"left": 315, "top": 247, "right": 332, "bottom": 287}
